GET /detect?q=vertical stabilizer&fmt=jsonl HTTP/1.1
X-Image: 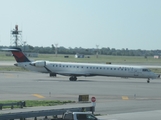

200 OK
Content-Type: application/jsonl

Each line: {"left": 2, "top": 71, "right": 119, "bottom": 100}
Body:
{"left": 3, "top": 47, "right": 30, "bottom": 62}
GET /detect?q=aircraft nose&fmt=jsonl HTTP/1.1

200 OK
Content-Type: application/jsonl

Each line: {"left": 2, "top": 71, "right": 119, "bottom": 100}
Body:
{"left": 151, "top": 73, "right": 160, "bottom": 79}
{"left": 154, "top": 74, "right": 160, "bottom": 79}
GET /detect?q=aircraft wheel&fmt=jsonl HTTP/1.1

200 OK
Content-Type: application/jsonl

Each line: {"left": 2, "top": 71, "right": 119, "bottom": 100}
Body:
{"left": 69, "top": 76, "right": 77, "bottom": 81}
{"left": 69, "top": 77, "right": 72, "bottom": 81}
{"left": 147, "top": 79, "right": 150, "bottom": 83}
{"left": 50, "top": 73, "right": 56, "bottom": 77}
{"left": 74, "top": 76, "right": 77, "bottom": 81}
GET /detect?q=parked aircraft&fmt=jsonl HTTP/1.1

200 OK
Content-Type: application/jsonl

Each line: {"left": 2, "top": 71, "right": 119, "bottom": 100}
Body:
{"left": 3, "top": 47, "right": 160, "bottom": 83}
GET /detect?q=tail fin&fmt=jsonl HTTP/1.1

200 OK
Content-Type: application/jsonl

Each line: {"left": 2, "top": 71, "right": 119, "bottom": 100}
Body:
{"left": 2, "top": 47, "right": 30, "bottom": 62}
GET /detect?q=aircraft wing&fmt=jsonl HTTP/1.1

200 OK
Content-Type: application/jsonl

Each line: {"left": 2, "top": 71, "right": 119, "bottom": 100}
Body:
{"left": 55, "top": 71, "right": 93, "bottom": 77}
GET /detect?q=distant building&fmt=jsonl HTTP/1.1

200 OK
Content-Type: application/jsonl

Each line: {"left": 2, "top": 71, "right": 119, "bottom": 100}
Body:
{"left": 154, "top": 55, "right": 160, "bottom": 59}
{"left": 75, "top": 53, "right": 84, "bottom": 58}
{"left": 24, "top": 53, "right": 38, "bottom": 57}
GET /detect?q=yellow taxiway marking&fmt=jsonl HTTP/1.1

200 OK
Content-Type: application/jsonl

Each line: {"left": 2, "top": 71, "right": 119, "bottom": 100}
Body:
{"left": 32, "top": 94, "right": 45, "bottom": 98}
{"left": 122, "top": 96, "right": 129, "bottom": 100}
{"left": 6, "top": 74, "right": 15, "bottom": 78}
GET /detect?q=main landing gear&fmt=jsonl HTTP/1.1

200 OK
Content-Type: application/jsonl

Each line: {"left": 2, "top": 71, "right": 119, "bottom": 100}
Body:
{"left": 147, "top": 78, "right": 150, "bottom": 83}
{"left": 69, "top": 76, "right": 77, "bottom": 81}
{"left": 49, "top": 73, "right": 56, "bottom": 77}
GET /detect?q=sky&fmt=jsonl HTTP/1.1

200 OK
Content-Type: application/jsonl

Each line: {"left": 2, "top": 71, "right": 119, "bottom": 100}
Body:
{"left": 0, "top": 0, "right": 161, "bottom": 50}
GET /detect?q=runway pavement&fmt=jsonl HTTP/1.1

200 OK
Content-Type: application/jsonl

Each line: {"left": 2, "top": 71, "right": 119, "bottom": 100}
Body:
{"left": 0, "top": 71, "right": 161, "bottom": 119}
{"left": 97, "top": 110, "right": 161, "bottom": 120}
{"left": 0, "top": 61, "right": 16, "bottom": 66}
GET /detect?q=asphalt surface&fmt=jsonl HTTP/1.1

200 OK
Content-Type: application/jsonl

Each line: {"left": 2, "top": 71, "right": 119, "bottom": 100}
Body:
{"left": 0, "top": 70, "right": 161, "bottom": 119}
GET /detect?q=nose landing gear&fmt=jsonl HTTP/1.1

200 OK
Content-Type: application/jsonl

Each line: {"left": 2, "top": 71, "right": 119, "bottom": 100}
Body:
{"left": 147, "top": 78, "right": 150, "bottom": 83}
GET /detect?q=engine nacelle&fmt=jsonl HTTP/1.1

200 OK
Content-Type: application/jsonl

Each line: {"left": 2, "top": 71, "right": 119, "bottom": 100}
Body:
{"left": 30, "top": 61, "right": 46, "bottom": 67}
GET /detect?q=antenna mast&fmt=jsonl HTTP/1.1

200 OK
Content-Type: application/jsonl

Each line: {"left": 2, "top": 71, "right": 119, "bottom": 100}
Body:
{"left": 10, "top": 25, "right": 22, "bottom": 47}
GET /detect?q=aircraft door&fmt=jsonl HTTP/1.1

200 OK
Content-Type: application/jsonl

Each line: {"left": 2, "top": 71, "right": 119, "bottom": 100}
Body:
{"left": 134, "top": 70, "right": 142, "bottom": 77}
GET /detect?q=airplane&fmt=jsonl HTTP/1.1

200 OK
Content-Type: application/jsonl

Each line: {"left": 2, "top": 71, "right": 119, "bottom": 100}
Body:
{"left": 2, "top": 47, "right": 160, "bottom": 83}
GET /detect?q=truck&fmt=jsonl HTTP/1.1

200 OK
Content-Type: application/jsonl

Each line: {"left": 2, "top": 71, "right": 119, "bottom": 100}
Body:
{"left": 62, "top": 111, "right": 98, "bottom": 120}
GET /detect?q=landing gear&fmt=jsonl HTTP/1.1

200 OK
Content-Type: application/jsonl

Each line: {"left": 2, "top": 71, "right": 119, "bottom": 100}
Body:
{"left": 49, "top": 73, "right": 56, "bottom": 77}
{"left": 69, "top": 76, "right": 77, "bottom": 81}
{"left": 147, "top": 78, "right": 150, "bottom": 83}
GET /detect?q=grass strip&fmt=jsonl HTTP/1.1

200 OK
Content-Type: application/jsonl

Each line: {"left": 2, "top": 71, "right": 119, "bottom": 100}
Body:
{"left": 0, "top": 66, "right": 27, "bottom": 71}
{"left": 0, "top": 100, "right": 75, "bottom": 109}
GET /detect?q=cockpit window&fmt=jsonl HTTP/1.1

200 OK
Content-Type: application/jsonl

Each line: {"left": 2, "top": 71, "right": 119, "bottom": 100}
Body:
{"left": 142, "top": 69, "right": 151, "bottom": 72}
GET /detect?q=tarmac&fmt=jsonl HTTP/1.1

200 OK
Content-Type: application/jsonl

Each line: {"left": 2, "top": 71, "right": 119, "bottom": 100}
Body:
{"left": 97, "top": 110, "right": 161, "bottom": 120}
{"left": 0, "top": 63, "right": 161, "bottom": 119}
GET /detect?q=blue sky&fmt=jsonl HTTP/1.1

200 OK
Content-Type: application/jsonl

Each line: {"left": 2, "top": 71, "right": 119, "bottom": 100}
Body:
{"left": 0, "top": 0, "right": 161, "bottom": 50}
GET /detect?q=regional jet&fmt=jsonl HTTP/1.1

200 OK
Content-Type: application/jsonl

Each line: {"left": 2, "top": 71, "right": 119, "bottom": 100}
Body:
{"left": 3, "top": 47, "right": 160, "bottom": 83}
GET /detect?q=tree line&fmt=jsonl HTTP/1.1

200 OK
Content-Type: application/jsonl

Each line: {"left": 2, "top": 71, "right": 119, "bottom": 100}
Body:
{"left": 0, "top": 45, "right": 161, "bottom": 56}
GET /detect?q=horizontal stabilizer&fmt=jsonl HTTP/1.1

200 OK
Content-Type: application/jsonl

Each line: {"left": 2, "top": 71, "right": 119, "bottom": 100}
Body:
{"left": 1, "top": 47, "right": 22, "bottom": 51}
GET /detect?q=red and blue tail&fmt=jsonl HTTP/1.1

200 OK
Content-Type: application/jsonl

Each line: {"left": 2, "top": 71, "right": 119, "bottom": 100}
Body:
{"left": 2, "top": 47, "right": 30, "bottom": 62}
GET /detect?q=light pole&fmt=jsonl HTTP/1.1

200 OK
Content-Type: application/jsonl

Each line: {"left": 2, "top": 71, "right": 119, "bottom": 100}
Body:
{"left": 96, "top": 45, "right": 99, "bottom": 58}
{"left": 55, "top": 43, "right": 58, "bottom": 57}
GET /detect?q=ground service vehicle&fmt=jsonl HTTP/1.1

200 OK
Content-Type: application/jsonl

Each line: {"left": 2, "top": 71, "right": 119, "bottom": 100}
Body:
{"left": 62, "top": 111, "right": 98, "bottom": 120}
